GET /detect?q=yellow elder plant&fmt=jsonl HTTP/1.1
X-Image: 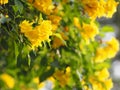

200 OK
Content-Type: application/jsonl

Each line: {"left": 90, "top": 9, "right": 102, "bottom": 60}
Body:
{"left": 0, "top": 0, "right": 119, "bottom": 90}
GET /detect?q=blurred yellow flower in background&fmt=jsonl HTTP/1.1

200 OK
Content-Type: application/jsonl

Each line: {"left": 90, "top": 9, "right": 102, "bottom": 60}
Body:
{"left": 0, "top": 73, "right": 15, "bottom": 89}
{"left": 94, "top": 47, "right": 108, "bottom": 63}
{"left": 81, "top": 0, "right": 99, "bottom": 20}
{"left": 0, "top": 0, "right": 8, "bottom": 5}
{"left": 95, "top": 37, "right": 119, "bottom": 63}
{"left": 87, "top": 68, "right": 113, "bottom": 90}
{"left": 104, "top": 78, "right": 113, "bottom": 90}
{"left": 105, "top": 0, "right": 119, "bottom": 18}
{"left": 28, "top": 0, "right": 54, "bottom": 15}
{"left": 54, "top": 67, "right": 71, "bottom": 87}
{"left": 73, "top": 17, "right": 81, "bottom": 29}
{"left": 105, "top": 37, "right": 119, "bottom": 58}
{"left": 82, "top": 0, "right": 119, "bottom": 20}
{"left": 48, "top": 15, "right": 62, "bottom": 31}
{"left": 95, "top": 68, "right": 110, "bottom": 81}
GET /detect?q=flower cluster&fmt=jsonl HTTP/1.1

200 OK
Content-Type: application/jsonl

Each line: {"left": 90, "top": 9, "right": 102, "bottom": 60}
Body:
{"left": 82, "top": 0, "right": 119, "bottom": 20}
{"left": 74, "top": 17, "right": 99, "bottom": 43}
{"left": 0, "top": 0, "right": 119, "bottom": 90}
{"left": 82, "top": 68, "right": 113, "bottom": 90}
{"left": 19, "top": 20, "right": 52, "bottom": 49}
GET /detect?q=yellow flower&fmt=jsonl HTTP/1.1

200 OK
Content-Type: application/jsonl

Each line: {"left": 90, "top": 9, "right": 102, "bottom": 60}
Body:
{"left": 54, "top": 67, "right": 71, "bottom": 87}
{"left": 33, "top": 77, "right": 39, "bottom": 84}
{"left": 105, "top": 37, "right": 119, "bottom": 58}
{"left": 87, "top": 68, "right": 113, "bottom": 90}
{"left": 28, "top": 0, "right": 54, "bottom": 15}
{"left": 94, "top": 37, "right": 119, "bottom": 63}
{"left": 94, "top": 47, "right": 108, "bottom": 63}
{"left": 104, "top": 78, "right": 113, "bottom": 90}
{"left": 82, "top": 0, "right": 118, "bottom": 20}
{"left": 48, "top": 15, "right": 62, "bottom": 31}
{"left": 89, "top": 78, "right": 102, "bottom": 90}
{"left": 0, "top": 73, "right": 15, "bottom": 89}
{"left": 19, "top": 20, "right": 52, "bottom": 49}
{"left": 38, "top": 82, "right": 45, "bottom": 89}
{"left": 105, "top": 0, "right": 119, "bottom": 18}
{"left": 0, "top": 0, "right": 8, "bottom": 4}
{"left": 81, "top": 0, "right": 100, "bottom": 20}
{"left": 19, "top": 20, "right": 33, "bottom": 33}
{"left": 73, "top": 17, "right": 99, "bottom": 43}
{"left": 73, "top": 17, "right": 81, "bottom": 29}
{"left": 81, "top": 80, "right": 91, "bottom": 90}
{"left": 81, "top": 22, "right": 99, "bottom": 43}
{"left": 95, "top": 68, "right": 110, "bottom": 81}
{"left": 97, "top": 0, "right": 106, "bottom": 18}
{"left": 48, "top": 15, "right": 62, "bottom": 25}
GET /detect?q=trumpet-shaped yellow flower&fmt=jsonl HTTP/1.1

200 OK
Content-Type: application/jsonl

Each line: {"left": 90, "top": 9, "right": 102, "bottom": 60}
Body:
{"left": 105, "top": 37, "right": 119, "bottom": 58}
{"left": 28, "top": 0, "right": 54, "bottom": 15}
{"left": 83, "top": 68, "right": 113, "bottom": 90}
{"left": 19, "top": 20, "right": 52, "bottom": 49}
{"left": 0, "top": 73, "right": 15, "bottom": 89}
{"left": 94, "top": 47, "right": 108, "bottom": 63}
{"left": 0, "top": 0, "right": 8, "bottom": 4}
{"left": 81, "top": 22, "right": 99, "bottom": 43}
{"left": 95, "top": 37, "right": 119, "bottom": 63}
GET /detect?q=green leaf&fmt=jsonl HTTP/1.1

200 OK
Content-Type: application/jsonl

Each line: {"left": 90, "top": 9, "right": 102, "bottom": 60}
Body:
{"left": 14, "top": 0, "right": 23, "bottom": 14}
{"left": 101, "top": 25, "right": 114, "bottom": 32}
